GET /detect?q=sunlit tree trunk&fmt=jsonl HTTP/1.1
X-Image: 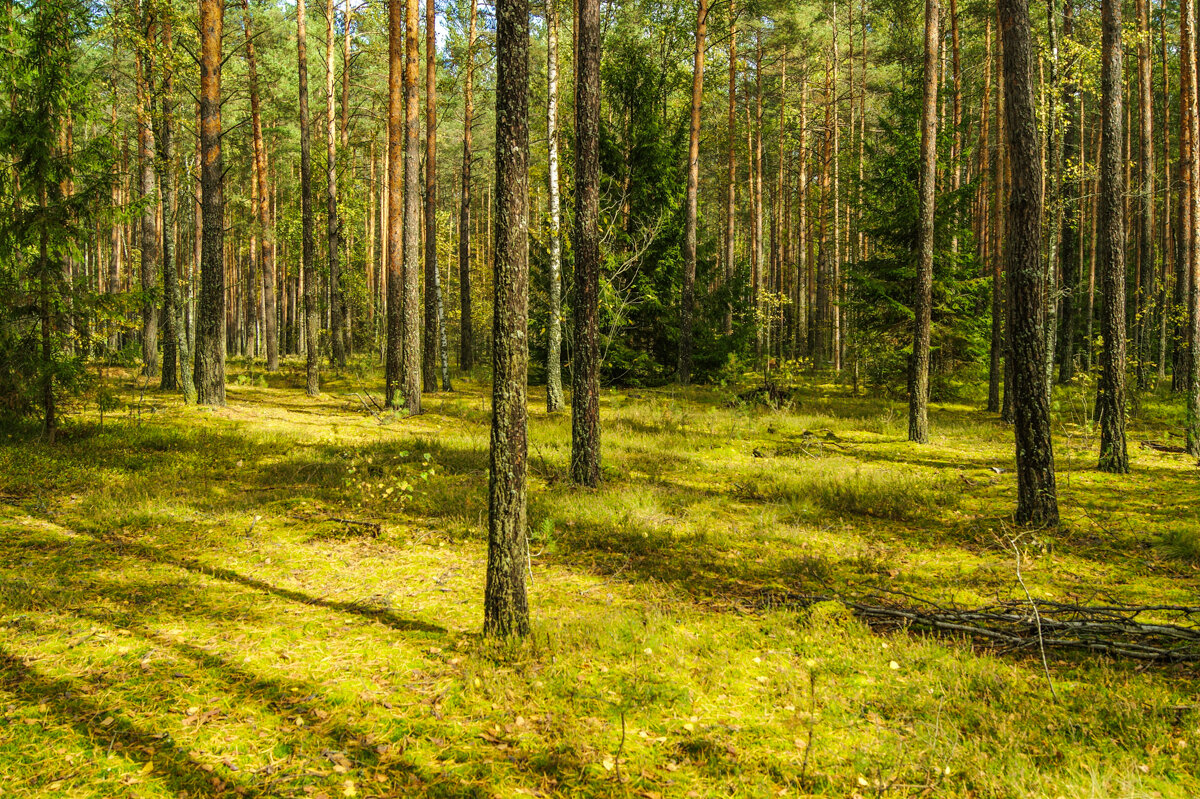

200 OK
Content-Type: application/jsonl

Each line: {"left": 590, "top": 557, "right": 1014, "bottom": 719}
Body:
{"left": 243, "top": 0, "right": 278, "bottom": 372}
{"left": 679, "top": 0, "right": 706, "bottom": 384}
{"left": 195, "top": 0, "right": 225, "bottom": 405}
{"left": 724, "top": 0, "right": 737, "bottom": 336}
{"left": 135, "top": 3, "right": 159, "bottom": 378}
{"left": 909, "top": 0, "right": 938, "bottom": 445}
{"left": 1183, "top": 0, "right": 1200, "bottom": 453}
{"left": 386, "top": 0, "right": 405, "bottom": 406}
{"left": 422, "top": 0, "right": 440, "bottom": 392}
{"left": 458, "top": 0, "right": 477, "bottom": 373}
{"left": 1135, "top": 0, "right": 1154, "bottom": 389}
{"left": 298, "top": 0, "right": 319, "bottom": 395}
{"left": 325, "top": 0, "right": 344, "bottom": 367}
{"left": 402, "top": 0, "right": 422, "bottom": 413}
{"left": 545, "top": 0, "right": 564, "bottom": 410}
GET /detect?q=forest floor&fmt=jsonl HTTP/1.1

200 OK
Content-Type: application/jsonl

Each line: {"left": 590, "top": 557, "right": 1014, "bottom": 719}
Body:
{"left": 1, "top": 361, "right": 1199, "bottom": 798}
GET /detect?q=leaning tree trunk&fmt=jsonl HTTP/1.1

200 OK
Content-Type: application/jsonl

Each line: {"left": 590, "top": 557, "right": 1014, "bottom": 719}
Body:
{"left": 244, "top": 0, "right": 278, "bottom": 372}
{"left": 298, "top": 0, "right": 320, "bottom": 395}
{"left": 545, "top": 0, "right": 564, "bottom": 411}
{"left": 422, "top": 0, "right": 440, "bottom": 392}
{"left": 571, "top": 0, "right": 602, "bottom": 487}
{"left": 679, "top": 0, "right": 706, "bottom": 385}
{"left": 1000, "top": 0, "right": 1059, "bottom": 525}
{"left": 1097, "top": 0, "right": 1129, "bottom": 472}
{"left": 195, "top": 0, "right": 225, "bottom": 405}
{"left": 909, "top": 0, "right": 938, "bottom": 445}
{"left": 458, "top": 0, "right": 477, "bottom": 373}
{"left": 386, "top": 0, "right": 405, "bottom": 407}
{"left": 402, "top": 0, "right": 422, "bottom": 414}
{"left": 485, "top": 0, "right": 531, "bottom": 638}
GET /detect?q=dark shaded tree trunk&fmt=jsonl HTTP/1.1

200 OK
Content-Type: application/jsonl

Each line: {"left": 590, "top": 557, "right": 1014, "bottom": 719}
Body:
{"left": 1000, "top": 0, "right": 1059, "bottom": 525}
{"left": 679, "top": 0, "right": 706, "bottom": 384}
{"left": 724, "top": 0, "right": 737, "bottom": 337}
{"left": 1097, "top": 0, "right": 1129, "bottom": 472}
{"left": 135, "top": 5, "right": 159, "bottom": 378}
{"left": 571, "top": 0, "right": 601, "bottom": 487}
{"left": 195, "top": 0, "right": 225, "bottom": 406}
{"left": 299, "top": 0, "right": 320, "bottom": 396}
{"left": 1135, "top": 0, "right": 1154, "bottom": 389}
{"left": 909, "top": 0, "right": 938, "bottom": 444}
{"left": 1057, "top": 1, "right": 1078, "bottom": 383}
{"left": 423, "top": 0, "right": 439, "bottom": 392}
{"left": 458, "top": 1, "right": 477, "bottom": 373}
{"left": 386, "top": 0, "right": 404, "bottom": 407}
{"left": 485, "top": 0, "right": 531, "bottom": 638}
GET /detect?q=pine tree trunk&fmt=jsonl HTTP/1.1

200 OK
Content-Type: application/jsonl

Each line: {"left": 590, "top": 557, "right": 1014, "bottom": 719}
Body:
{"left": 724, "top": 0, "right": 737, "bottom": 337}
{"left": 458, "top": 1, "right": 477, "bottom": 373}
{"left": 679, "top": 0, "right": 706, "bottom": 385}
{"left": 423, "top": 0, "right": 439, "bottom": 392}
{"left": 1097, "top": 0, "right": 1129, "bottom": 472}
{"left": 1183, "top": 0, "right": 1200, "bottom": 452}
{"left": 545, "top": 0, "right": 564, "bottom": 411}
{"left": 326, "top": 0, "right": 344, "bottom": 368}
{"left": 485, "top": 0, "right": 531, "bottom": 638}
{"left": 298, "top": 0, "right": 320, "bottom": 394}
{"left": 402, "top": 0, "right": 422, "bottom": 413}
{"left": 999, "top": 0, "right": 1059, "bottom": 525}
{"left": 1135, "top": 0, "right": 1155, "bottom": 389}
{"left": 135, "top": 7, "right": 160, "bottom": 379}
{"left": 158, "top": 14, "right": 192, "bottom": 400}
{"left": 195, "top": 0, "right": 225, "bottom": 405}
{"left": 1057, "top": 1, "right": 1079, "bottom": 383}
{"left": 386, "top": 0, "right": 405, "bottom": 406}
{"left": 571, "top": 0, "right": 602, "bottom": 487}
{"left": 909, "top": 0, "right": 938, "bottom": 445}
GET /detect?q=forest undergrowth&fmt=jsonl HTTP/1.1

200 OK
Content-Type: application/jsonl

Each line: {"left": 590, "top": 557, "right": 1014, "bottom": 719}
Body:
{"left": 1, "top": 361, "right": 1198, "bottom": 798}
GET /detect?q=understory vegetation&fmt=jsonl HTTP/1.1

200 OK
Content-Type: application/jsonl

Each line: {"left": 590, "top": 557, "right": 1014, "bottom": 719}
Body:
{"left": 2, "top": 363, "right": 1198, "bottom": 798}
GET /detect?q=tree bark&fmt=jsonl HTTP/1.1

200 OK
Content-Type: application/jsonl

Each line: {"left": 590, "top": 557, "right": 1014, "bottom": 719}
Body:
{"left": 1097, "top": 0, "right": 1129, "bottom": 472}
{"left": 1135, "top": 0, "right": 1154, "bottom": 389}
{"left": 195, "top": 0, "right": 225, "bottom": 405}
{"left": 458, "top": 0, "right": 477, "bottom": 373}
{"left": 545, "top": 0, "right": 564, "bottom": 411}
{"left": 909, "top": 0, "right": 938, "bottom": 445}
{"left": 724, "top": 0, "right": 737, "bottom": 337}
{"left": 485, "top": 0, "right": 531, "bottom": 638}
{"left": 1183, "top": 0, "right": 1200, "bottom": 452}
{"left": 326, "top": 0, "right": 344, "bottom": 367}
{"left": 298, "top": 0, "right": 320, "bottom": 395}
{"left": 402, "top": 0, "right": 422, "bottom": 413}
{"left": 571, "top": 0, "right": 601, "bottom": 487}
{"left": 1057, "top": 1, "right": 1079, "bottom": 383}
{"left": 135, "top": 4, "right": 160, "bottom": 378}
{"left": 423, "top": 0, "right": 440, "bottom": 392}
{"left": 386, "top": 0, "right": 405, "bottom": 406}
{"left": 999, "top": 0, "right": 1059, "bottom": 525}
{"left": 679, "top": 0, "right": 706, "bottom": 384}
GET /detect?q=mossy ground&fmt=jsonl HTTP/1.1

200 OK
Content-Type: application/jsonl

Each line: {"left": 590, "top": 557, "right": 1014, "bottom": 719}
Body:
{"left": 1, "top": 361, "right": 1198, "bottom": 798}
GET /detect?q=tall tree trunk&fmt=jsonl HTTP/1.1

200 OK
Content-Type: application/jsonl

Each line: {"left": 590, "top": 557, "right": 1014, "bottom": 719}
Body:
{"left": 299, "top": 0, "right": 319, "bottom": 395}
{"left": 571, "top": 0, "right": 601, "bottom": 487}
{"left": 195, "top": 0, "right": 225, "bottom": 405}
{"left": 402, "top": 0, "right": 422, "bottom": 413}
{"left": 1183, "top": 0, "right": 1200, "bottom": 452}
{"left": 679, "top": 0, "right": 706, "bottom": 384}
{"left": 423, "top": 0, "right": 439, "bottom": 392}
{"left": 909, "top": 0, "right": 938, "bottom": 444}
{"left": 243, "top": 0, "right": 278, "bottom": 372}
{"left": 136, "top": 5, "right": 160, "bottom": 378}
{"left": 724, "top": 0, "right": 737, "bottom": 336}
{"left": 754, "top": 31, "right": 764, "bottom": 363}
{"left": 545, "top": 0, "right": 564, "bottom": 410}
{"left": 949, "top": 0, "right": 961, "bottom": 253}
{"left": 1135, "top": 0, "right": 1155, "bottom": 389}
{"left": 386, "top": 0, "right": 405, "bottom": 406}
{"left": 485, "top": 0, "right": 531, "bottom": 638}
{"left": 1057, "top": 1, "right": 1079, "bottom": 383}
{"left": 158, "top": 10, "right": 193, "bottom": 400}
{"left": 326, "top": 0, "right": 344, "bottom": 367}
{"left": 458, "top": 0, "right": 477, "bottom": 372}
{"left": 1044, "top": 0, "right": 1063, "bottom": 396}
{"left": 1097, "top": 0, "right": 1129, "bottom": 472}
{"left": 987, "top": 20, "right": 1004, "bottom": 413}
{"left": 999, "top": 0, "right": 1059, "bottom": 525}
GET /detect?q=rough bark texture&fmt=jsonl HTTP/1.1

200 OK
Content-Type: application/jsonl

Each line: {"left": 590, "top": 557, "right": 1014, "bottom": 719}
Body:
{"left": 724, "top": 0, "right": 737, "bottom": 337}
{"left": 402, "top": 0, "right": 422, "bottom": 414}
{"left": 135, "top": 9, "right": 159, "bottom": 379}
{"left": 999, "top": 0, "right": 1059, "bottom": 525}
{"left": 386, "top": 0, "right": 404, "bottom": 407}
{"left": 571, "top": 0, "right": 601, "bottom": 487}
{"left": 909, "top": 0, "right": 938, "bottom": 445}
{"left": 299, "top": 0, "right": 320, "bottom": 396}
{"left": 157, "top": 15, "right": 192, "bottom": 401}
{"left": 1057, "top": 1, "right": 1078, "bottom": 383}
{"left": 326, "top": 0, "right": 344, "bottom": 368}
{"left": 244, "top": 0, "right": 278, "bottom": 372}
{"left": 1184, "top": 0, "right": 1200, "bottom": 452}
{"left": 195, "top": 0, "right": 225, "bottom": 406}
{"left": 1135, "top": 0, "right": 1154, "bottom": 389}
{"left": 485, "top": 0, "right": 531, "bottom": 638}
{"left": 679, "top": 0, "right": 706, "bottom": 385}
{"left": 458, "top": 1, "right": 477, "bottom": 373}
{"left": 1097, "top": 0, "right": 1129, "bottom": 473}
{"left": 423, "top": 0, "right": 439, "bottom": 392}
{"left": 545, "top": 0, "right": 564, "bottom": 412}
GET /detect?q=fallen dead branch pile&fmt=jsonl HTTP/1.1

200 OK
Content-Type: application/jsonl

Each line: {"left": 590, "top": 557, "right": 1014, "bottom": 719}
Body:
{"left": 792, "top": 590, "right": 1200, "bottom": 663}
